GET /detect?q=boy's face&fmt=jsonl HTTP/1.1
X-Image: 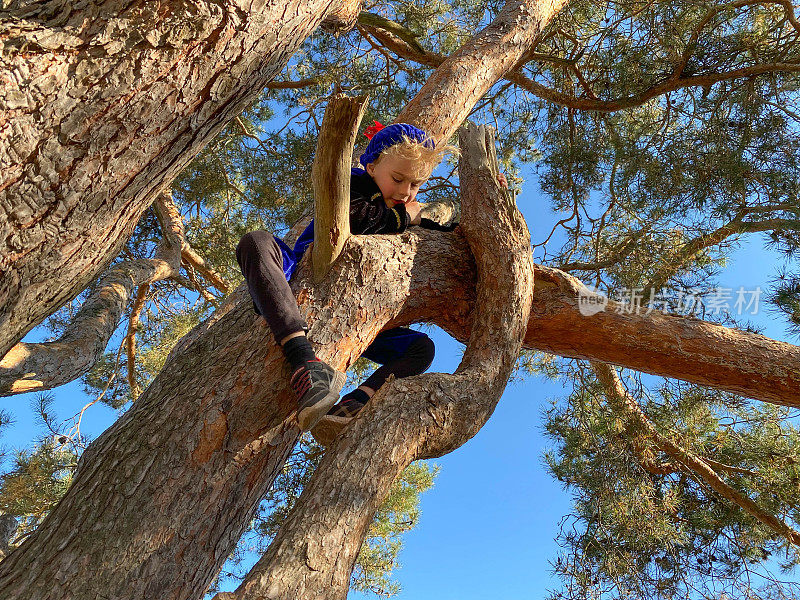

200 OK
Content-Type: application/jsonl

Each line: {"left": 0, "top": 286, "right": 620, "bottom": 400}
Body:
{"left": 366, "top": 155, "right": 430, "bottom": 208}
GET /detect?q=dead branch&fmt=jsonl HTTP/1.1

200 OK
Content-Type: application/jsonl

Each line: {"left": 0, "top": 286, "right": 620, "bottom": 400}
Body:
{"left": 311, "top": 94, "right": 368, "bottom": 282}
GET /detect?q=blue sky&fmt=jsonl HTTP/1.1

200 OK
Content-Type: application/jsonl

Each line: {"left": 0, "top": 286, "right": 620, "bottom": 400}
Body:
{"left": 3, "top": 170, "right": 798, "bottom": 598}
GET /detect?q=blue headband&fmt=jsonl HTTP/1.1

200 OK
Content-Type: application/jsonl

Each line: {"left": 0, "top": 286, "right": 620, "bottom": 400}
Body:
{"left": 358, "top": 123, "right": 434, "bottom": 167}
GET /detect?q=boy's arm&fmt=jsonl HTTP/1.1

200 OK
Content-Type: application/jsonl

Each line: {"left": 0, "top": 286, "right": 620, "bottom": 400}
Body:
{"left": 349, "top": 191, "right": 411, "bottom": 234}
{"left": 404, "top": 201, "right": 422, "bottom": 225}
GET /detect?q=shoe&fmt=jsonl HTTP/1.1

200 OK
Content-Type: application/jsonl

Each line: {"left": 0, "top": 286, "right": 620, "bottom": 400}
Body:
{"left": 310, "top": 398, "right": 365, "bottom": 447}
{"left": 311, "top": 414, "right": 351, "bottom": 447}
{"left": 292, "top": 359, "right": 345, "bottom": 431}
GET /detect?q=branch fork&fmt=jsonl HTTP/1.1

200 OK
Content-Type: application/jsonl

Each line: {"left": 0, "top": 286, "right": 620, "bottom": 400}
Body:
{"left": 221, "top": 123, "right": 535, "bottom": 600}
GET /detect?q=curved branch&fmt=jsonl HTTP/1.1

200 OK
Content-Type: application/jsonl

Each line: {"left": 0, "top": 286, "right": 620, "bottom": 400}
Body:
{"left": 592, "top": 362, "right": 800, "bottom": 547}
{"left": 0, "top": 194, "right": 184, "bottom": 396}
{"left": 5, "top": 217, "right": 799, "bottom": 597}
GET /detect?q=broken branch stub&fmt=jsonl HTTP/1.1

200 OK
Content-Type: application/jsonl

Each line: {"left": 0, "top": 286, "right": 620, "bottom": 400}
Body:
{"left": 311, "top": 94, "right": 368, "bottom": 283}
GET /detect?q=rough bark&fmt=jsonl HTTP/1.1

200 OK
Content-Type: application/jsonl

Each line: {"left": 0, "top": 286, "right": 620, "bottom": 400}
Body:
{"left": 222, "top": 123, "right": 534, "bottom": 600}
{"left": 311, "top": 94, "right": 367, "bottom": 282}
{"left": 522, "top": 266, "right": 800, "bottom": 408}
{"left": 0, "top": 194, "right": 183, "bottom": 395}
{"left": 0, "top": 226, "right": 470, "bottom": 600}
{"left": 0, "top": 0, "right": 347, "bottom": 359}
{"left": 1, "top": 2, "right": 797, "bottom": 597}
{"left": 1, "top": 218, "right": 798, "bottom": 599}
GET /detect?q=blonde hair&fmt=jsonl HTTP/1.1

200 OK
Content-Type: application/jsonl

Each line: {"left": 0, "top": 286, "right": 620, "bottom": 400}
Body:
{"left": 372, "top": 134, "right": 459, "bottom": 179}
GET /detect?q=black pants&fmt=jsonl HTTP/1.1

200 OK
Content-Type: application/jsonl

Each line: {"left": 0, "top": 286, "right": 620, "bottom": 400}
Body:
{"left": 236, "top": 230, "right": 308, "bottom": 342}
{"left": 236, "top": 231, "right": 435, "bottom": 385}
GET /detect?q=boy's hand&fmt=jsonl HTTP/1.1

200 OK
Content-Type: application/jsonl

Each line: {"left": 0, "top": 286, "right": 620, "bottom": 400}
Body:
{"left": 497, "top": 172, "right": 509, "bottom": 189}
{"left": 404, "top": 200, "right": 422, "bottom": 225}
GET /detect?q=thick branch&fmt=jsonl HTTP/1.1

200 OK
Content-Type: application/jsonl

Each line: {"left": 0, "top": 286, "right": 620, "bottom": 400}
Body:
{"left": 0, "top": 0, "right": 342, "bottom": 360}
{"left": 518, "top": 265, "right": 800, "bottom": 408}
{"left": 592, "top": 362, "right": 800, "bottom": 547}
{"left": 360, "top": 14, "right": 800, "bottom": 114}
{"left": 0, "top": 194, "right": 184, "bottom": 396}
{"left": 321, "top": 0, "right": 363, "bottom": 34}
{"left": 312, "top": 94, "right": 368, "bottom": 282}
{"left": 395, "top": 0, "right": 569, "bottom": 140}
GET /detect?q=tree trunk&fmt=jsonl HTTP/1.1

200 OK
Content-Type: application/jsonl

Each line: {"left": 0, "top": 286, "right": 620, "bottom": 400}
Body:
{"left": 223, "top": 123, "right": 536, "bottom": 600}
{"left": 0, "top": 223, "right": 797, "bottom": 600}
{"left": 2, "top": 1, "right": 798, "bottom": 598}
{"left": 0, "top": 228, "right": 475, "bottom": 600}
{"left": 0, "top": 0, "right": 343, "bottom": 358}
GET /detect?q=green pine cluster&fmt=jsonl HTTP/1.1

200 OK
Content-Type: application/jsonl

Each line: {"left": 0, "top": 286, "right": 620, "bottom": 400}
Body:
{"left": 538, "top": 358, "right": 800, "bottom": 599}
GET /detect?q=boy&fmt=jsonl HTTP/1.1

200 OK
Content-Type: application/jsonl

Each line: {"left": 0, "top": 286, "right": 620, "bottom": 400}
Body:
{"left": 236, "top": 122, "right": 455, "bottom": 435}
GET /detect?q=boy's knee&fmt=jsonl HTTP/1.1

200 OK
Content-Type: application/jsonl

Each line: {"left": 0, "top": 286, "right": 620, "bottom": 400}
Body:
{"left": 236, "top": 230, "right": 276, "bottom": 265}
{"left": 410, "top": 335, "right": 435, "bottom": 374}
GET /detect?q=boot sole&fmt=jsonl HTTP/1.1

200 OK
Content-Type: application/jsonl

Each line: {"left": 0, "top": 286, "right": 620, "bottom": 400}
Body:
{"left": 311, "top": 415, "right": 351, "bottom": 447}
{"left": 296, "top": 371, "right": 346, "bottom": 431}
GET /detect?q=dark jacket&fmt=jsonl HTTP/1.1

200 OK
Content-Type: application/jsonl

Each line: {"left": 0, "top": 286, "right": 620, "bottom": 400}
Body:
{"left": 349, "top": 169, "right": 411, "bottom": 234}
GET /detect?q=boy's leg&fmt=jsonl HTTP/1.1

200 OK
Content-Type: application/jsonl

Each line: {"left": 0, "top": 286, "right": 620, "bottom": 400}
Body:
{"left": 236, "top": 231, "right": 344, "bottom": 430}
{"left": 236, "top": 230, "right": 307, "bottom": 341}
{"left": 329, "top": 328, "right": 435, "bottom": 417}
{"left": 312, "top": 328, "right": 434, "bottom": 446}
